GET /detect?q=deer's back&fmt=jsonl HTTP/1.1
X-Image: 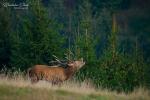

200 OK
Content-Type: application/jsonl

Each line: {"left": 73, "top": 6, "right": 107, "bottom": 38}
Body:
{"left": 29, "top": 65, "right": 67, "bottom": 81}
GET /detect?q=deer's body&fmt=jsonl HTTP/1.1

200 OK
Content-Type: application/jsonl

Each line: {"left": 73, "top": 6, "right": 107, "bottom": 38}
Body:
{"left": 28, "top": 59, "right": 85, "bottom": 84}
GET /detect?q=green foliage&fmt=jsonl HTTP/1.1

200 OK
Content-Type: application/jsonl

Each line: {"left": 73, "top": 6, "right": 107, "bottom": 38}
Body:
{"left": 98, "top": 51, "right": 145, "bottom": 92}
{"left": 76, "top": 32, "right": 146, "bottom": 92}
{"left": 9, "top": 0, "right": 65, "bottom": 70}
{"left": 73, "top": 0, "right": 99, "bottom": 61}
{"left": 76, "top": 13, "right": 147, "bottom": 92}
{"left": 0, "top": 7, "right": 11, "bottom": 66}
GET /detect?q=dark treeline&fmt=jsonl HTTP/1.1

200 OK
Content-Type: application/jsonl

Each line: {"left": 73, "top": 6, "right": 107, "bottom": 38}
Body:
{"left": 0, "top": 0, "right": 150, "bottom": 92}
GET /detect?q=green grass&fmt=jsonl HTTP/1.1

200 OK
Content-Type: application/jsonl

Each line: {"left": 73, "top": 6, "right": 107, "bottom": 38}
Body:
{"left": 0, "top": 83, "right": 149, "bottom": 100}
{"left": 0, "top": 75, "right": 149, "bottom": 100}
{"left": 0, "top": 84, "right": 128, "bottom": 100}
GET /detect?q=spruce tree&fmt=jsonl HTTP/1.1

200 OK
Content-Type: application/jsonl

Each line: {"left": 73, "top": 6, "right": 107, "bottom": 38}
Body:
{"left": 0, "top": 6, "right": 11, "bottom": 68}
{"left": 10, "top": 0, "right": 65, "bottom": 70}
{"left": 74, "top": 0, "right": 98, "bottom": 61}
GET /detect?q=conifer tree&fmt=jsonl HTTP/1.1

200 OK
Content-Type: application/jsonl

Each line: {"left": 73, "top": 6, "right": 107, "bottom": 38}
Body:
{"left": 74, "top": 0, "right": 98, "bottom": 62}
{"left": 0, "top": 6, "right": 11, "bottom": 68}
{"left": 10, "top": 0, "right": 65, "bottom": 70}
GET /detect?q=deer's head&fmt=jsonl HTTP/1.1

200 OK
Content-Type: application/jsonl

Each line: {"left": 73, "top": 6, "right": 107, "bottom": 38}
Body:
{"left": 67, "top": 58, "right": 85, "bottom": 70}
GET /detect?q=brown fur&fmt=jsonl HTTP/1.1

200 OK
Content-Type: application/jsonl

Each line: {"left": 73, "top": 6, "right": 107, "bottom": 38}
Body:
{"left": 28, "top": 59, "right": 85, "bottom": 84}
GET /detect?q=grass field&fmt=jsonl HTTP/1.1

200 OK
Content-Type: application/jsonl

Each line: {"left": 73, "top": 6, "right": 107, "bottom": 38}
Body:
{"left": 0, "top": 74, "right": 149, "bottom": 100}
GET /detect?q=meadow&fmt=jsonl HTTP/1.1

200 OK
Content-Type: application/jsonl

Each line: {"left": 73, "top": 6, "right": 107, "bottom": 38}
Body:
{"left": 0, "top": 71, "right": 149, "bottom": 100}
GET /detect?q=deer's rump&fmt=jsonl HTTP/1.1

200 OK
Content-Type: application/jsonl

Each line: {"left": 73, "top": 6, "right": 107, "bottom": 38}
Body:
{"left": 28, "top": 65, "right": 67, "bottom": 83}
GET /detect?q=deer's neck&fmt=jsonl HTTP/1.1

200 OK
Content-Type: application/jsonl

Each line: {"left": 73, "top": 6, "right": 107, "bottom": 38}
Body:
{"left": 65, "top": 66, "right": 77, "bottom": 80}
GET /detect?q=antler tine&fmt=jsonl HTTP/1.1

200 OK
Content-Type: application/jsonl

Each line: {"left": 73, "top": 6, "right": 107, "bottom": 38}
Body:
{"left": 64, "top": 53, "right": 70, "bottom": 61}
{"left": 52, "top": 55, "right": 62, "bottom": 63}
{"left": 69, "top": 50, "right": 74, "bottom": 56}
{"left": 50, "top": 55, "right": 69, "bottom": 67}
{"left": 69, "top": 50, "right": 75, "bottom": 61}
{"left": 52, "top": 55, "right": 58, "bottom": 59}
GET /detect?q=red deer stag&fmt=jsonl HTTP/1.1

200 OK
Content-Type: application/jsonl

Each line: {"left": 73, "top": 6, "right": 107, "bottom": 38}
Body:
{"left": 28, "top": 58, "right": 85, "bottom": 84}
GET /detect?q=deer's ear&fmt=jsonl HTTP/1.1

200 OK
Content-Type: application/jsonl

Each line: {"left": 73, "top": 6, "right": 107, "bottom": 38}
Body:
{"left": 68, "top": 63, "right": 74, "bottom": 66}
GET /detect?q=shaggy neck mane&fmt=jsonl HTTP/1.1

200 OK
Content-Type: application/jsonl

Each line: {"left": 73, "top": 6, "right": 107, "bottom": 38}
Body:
{"left": 65, "top": 66, "right": 78, "bottom": 79}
